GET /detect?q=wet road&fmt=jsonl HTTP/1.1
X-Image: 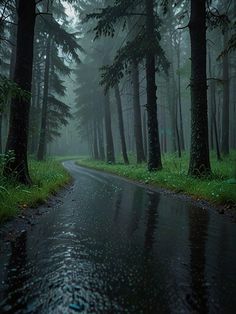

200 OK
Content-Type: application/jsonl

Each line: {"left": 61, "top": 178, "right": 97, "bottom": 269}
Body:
{"left": 0, "top": 161, "right": 236, "bottom": 314}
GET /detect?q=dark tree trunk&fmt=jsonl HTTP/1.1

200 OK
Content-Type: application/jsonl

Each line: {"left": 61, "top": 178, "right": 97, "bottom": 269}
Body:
{"left": 208, "top": 49, "right": 222, "bottom": 161}
{"left": 145, "top": 0, "right": 162, "bottom": 171}
{"left": 221, "top": 28, "right": 230, "bottom": 156}
{"left": 0, "top": 113, "right": 2, "bottom": 154}
{"left": 4, "top": 0, "right": 36, "bottom": 185}
{"left": 131, "top": 60, "right": 146, "bottom": 163}
{"left": 30, "top": 67, "right": 41, "bottom": 155}
{"left": 97, "top": 119, "right": 105, "bottom": 161}
{"left": 37, "top": 36, "right": 51, "bottom": 161}
{"left": 177, "top": 39, "right": 185, "bottom": 151}
{"left": 188, "top": 0, "right": 211, "bottom": 177}
{"left": 104, "top": 91, "right": 115, "bottom": 163}
{"left": 114, "top": 84, "right": 129, "bottom": 164}
{"left": 143, "top": 110, "right": 148, "bottom": 158}
{"left": 93, "top": 121, "right": 99, "bottom": 160}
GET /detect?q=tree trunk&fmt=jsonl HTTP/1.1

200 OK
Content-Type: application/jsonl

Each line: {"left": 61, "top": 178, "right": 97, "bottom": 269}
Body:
{"left": 208, "top": 48, "right": 222, "bottom": 161}
{"left": 145, "top": 0, "right": 162, "bottom": 171}
{"left": 114, "top": 84, "right": 129, "bottom": 164}
{"left": 30, "top": 67, "right": 41, "bottom": 155}
{"left": 221, "top": 28, "right": 230, "bottom": 156}
{"left": 131, "top": 60, "right": 146, "bottom": 163}
{"left": 93, "top": 121, "right": 99, "bottom": 160}
{"left": 188, "top": 0, "right": 211, "bottom": 177}
{"left": 0, "top": 113, "right": 2, "bottom": 154}
{"left": 177, "top": 38, "right": 185, "bottom": 151}
{"left": 37, "top": 36, "right": 51, "bottom": 161}
{"left": 4, "top": 0, "right": 36, "bottom": 184}
{"left": 143, "top": 110, "right": 148, "bottom": 158}
{"left": 97, "top": 119, "right": 105, "bottom": 161}
{"left": 104, "top": 91, "right": 115, "bottom": 163}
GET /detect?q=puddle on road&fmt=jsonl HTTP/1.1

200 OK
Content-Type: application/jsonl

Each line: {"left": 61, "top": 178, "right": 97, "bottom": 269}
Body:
{"left": 0, "top": 164, "right": 236, "bottom": 313}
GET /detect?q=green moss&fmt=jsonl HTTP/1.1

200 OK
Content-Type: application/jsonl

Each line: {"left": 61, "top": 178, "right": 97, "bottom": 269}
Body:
{"left": 0, "top": 159, "right": 70, "bottom": 222}
{"left": 76, "top": 151, "right": 236, "bottom": 206}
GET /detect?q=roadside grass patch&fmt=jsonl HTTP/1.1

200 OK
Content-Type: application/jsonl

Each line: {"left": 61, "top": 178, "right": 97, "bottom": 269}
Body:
{"left": 76, "top": 151, "right": 236, "bottom": 206}
{"left": 0, "top": 159, "right": 70, "bottom": 222}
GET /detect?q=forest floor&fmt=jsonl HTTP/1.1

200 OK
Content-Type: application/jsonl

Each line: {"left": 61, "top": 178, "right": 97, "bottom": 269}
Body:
{"left": 76, "top": 152, "right": 236, "bottom": 209}
{"left": 0, "top": 159, "right": 71, "bottom": 222}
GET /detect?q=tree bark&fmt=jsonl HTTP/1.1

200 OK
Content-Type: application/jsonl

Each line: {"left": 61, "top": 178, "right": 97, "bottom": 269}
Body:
{"left": 131, "top": 60, "right": 146, "bottom": 163}
{"left": 93, "top": 120, "right": 99, "bottom": 160}
{"left": 145, "top": 0, "right": 162, "bottom": 171}
{"left": 208, "top": 49, "right": 222, "bottom": 161}
{"left": 188, "top": 0, "right": 211, "bottom": 177}
{"left": 114, "top": 84, "right": 129, "bottom": 164}
{"left": 4, "top": 0, "right": 36, "bottom": 184}
{"left": 143, "top": 110, "right": 148, "bottom": 158}
{"left": 104, "top": 91, "right": 115, "bottom": 163}
{"left": 97, "top": 119, "right": 105, "bottom": 161}
{"left": 177, "top": 37, "right": 185, "bottom": 151}
{"left": 37, "top": 36, "right": 51, "bottom": 161}
{"left": 221, "top": 28, "right": 230, "bottom": 156}
{"left": 0, "top": 113, "right": 2, "bottom": 154}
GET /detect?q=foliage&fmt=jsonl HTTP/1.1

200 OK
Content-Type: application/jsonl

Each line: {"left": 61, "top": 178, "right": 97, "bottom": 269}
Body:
{"left": 0, "top": 75, "right": 31, "bottom": 112}
{"left": 86, "top": 0, "right": 169, "bottom": 90}
{"left": 0, "top": 159, "right": 70, "bottom": 222}
{"left": 218, "top": 22, "right": 236, "bottom": 58}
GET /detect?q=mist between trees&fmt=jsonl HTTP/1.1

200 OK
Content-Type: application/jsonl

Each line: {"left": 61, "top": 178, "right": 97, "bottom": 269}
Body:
{"left": 0, "top": 0, "right": 235, "bottom": 185}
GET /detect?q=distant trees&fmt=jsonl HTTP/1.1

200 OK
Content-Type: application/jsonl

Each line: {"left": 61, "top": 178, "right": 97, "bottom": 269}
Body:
{"left": 86, "top": 0, "right": 168, "bottom": 171}
{"left": 0, "top": 0, "right": 234, "bottom": 184}
{"left": 76, "top": 0, "right": 234, "bottom": 177}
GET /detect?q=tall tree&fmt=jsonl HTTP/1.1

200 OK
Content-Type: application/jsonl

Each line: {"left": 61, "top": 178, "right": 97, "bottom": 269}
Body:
{"left": 4, "top": 0, "right": 36, "bottom": 184}
{"left": 145, "top": 0, "right": 162, "bottom": 171}
{"left": 104, "top": 90, "right": 115, "bottom": 163}
{"left": 114, "top": 83, "right": 129, "bottom": 164}
{"left": 37, "top": 35, "right": 51, "bottom": 161}
{"left": 221, "top": 26, "right": 230, "bottom": 156}
{"left": 188, "top": 0, "right": 211, "bottom": 177}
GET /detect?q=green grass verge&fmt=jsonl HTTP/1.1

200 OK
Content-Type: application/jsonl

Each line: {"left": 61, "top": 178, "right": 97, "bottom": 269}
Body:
{"left": 0, "top": 159, "right": 70, "bottom": 222}
{"left": 76, "top": 152, "right": 236, "bottom": 206}
{"left": 53, "top": 155, "right": 83, "bottom": 162}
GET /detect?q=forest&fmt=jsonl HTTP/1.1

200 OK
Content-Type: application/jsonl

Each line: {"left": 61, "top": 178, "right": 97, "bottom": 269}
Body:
{"left": 0, "top": 0, "right": 236, "bottom": 313}
{"left": 0, "top": 0, "right": 235, "bottom": 218}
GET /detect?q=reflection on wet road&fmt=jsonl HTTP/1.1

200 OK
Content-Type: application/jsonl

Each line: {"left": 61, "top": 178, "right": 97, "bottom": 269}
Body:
{"left": 0, "top": 161, "right": 236, "bottom": 313}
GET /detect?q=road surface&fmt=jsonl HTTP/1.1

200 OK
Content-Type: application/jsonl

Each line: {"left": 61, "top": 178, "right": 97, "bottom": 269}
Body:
{"left": 0, "top": 161, "right": 236, "bottom": 313}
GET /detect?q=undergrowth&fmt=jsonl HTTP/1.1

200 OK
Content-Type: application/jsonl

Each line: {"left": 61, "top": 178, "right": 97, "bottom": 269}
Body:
{"left": 76, "top": 151, "right": 236, "bottom": 206}
{"left": 0, "top": 159, "right": 70, "bottom": 222}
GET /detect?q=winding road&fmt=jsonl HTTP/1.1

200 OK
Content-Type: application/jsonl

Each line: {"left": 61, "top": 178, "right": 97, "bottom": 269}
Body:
{"left": 0, "top": 161, "right": 236, "bottom": 313}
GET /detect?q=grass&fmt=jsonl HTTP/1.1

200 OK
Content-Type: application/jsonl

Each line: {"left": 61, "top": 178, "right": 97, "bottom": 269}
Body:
{"left": 76, "top": 151, "right": 236, "bottom": 207}
{"left": 53, "top": 155, "right": 82, "bottom": 162}
{"left": 0, "top": 159, "right": 71, "bottom": 222}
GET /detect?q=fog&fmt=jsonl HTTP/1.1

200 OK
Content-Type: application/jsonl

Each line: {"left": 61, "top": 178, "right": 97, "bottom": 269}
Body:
{"left": 0, "top": 0, "right": 235, "bottom": 178}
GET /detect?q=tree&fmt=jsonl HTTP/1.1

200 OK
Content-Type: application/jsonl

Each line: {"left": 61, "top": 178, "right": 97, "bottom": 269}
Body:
{"left": 114, "top": 83, "right": 129, "bottom": 164}
{"left": 36, "top": 2, "right": 80, "bottom": 160}
{"left": 89, "top": 0, "right": 168, "bottom": 170}
{"left": 188, "top": 0, "right": 211, "bottom": 177}
{"left": 221, "top": 25, "right": 230, "bottom": 156}
{"left": 37, "top": 35, "right": 52, "bottom": 161}
{"left": 145, "top": 0, "right": 162, "bottom": 170}
{"left": 4, "top": 0, "right": 36, "bottom": 184}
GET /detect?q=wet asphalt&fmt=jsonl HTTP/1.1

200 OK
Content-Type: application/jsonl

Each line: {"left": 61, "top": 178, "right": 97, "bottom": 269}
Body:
{"left": 0, "top": 161, "right": 236, "bottom": 313}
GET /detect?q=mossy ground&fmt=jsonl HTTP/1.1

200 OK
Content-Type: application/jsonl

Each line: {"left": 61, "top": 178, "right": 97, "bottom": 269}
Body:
{"left": 0, "top": 159, "right": 70, "bottom": 222}
{"left": 76, "top": 152, "right": 236, "bottom": 207}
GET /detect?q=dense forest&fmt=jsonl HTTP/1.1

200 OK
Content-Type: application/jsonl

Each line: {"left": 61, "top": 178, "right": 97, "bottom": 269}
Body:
{"left": 0, "top": 1, "right": 236, "bottom": 313}
{"left": 0, "top": 0, "right": 235, "bottom": 186}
